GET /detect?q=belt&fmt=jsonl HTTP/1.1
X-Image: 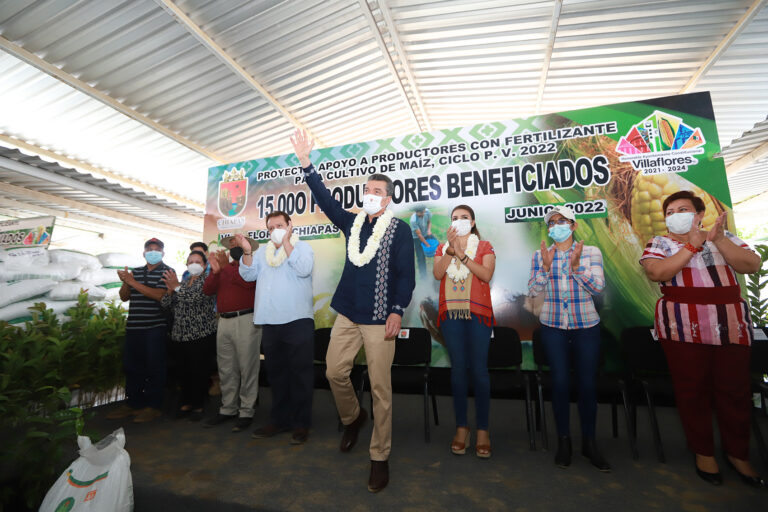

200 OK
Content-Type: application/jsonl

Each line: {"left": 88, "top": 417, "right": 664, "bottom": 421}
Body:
{"left": 660, "top": 285, "right": 742, "bottom": 305}
{"left": 219, "top": 308, "right": 254, "bottom": 319}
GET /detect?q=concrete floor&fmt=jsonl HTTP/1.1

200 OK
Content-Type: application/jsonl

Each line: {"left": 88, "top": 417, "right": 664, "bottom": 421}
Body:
{"left": 84, "top": 389, "right": 767, "bottom": 512}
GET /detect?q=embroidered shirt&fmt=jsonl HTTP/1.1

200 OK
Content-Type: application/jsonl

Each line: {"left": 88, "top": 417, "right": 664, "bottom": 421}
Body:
{"left": 126, "top": 262, "right": 171, "bottom": 331}
{"left": 302, "top": 165, "right": 415, "bottom": 324}
{"left": 639, "top": 233, "right": 754, "bottom": 346}
{"left": 161, "top": 274, "right": 216, "bottom": 342}
{"left": 239, "top": 240, "right": 315, "bottom": 325}
{"left": 528, "top": 244, "right": 605, "bottom": 329}
{"left": 435, "top": 240, "right": 495, "bottom": 325}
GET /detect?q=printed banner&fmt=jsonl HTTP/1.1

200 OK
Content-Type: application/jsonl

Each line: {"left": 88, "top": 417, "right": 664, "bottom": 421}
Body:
{"left": 0, "top": 215, "right": 55, "bottom": 249}
{"left": 204, "top": 92, "right": 732, "bottom": 368}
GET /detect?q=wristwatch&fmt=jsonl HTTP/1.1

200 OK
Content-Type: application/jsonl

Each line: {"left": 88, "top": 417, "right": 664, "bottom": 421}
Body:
{"left": 174, "top": 285, "right": 181, "bottom": 292}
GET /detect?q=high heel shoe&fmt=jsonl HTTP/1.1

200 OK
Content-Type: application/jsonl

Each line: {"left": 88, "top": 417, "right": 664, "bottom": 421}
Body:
{"left": 694, "top": 456, "right": 722, "bottom": 486}
{"left": 475, "top": 431, "right": 491, "bottom": 459}
{"left": 725, "top": 457, "right": 766, "bottom": 489}
{"left": 451, "top": 430, "right": 470, "bottom": 455}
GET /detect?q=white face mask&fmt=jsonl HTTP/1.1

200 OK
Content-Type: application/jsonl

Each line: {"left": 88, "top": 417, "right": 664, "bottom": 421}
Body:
{"left": 270, "top": 228, "right": 287, "bottom": 245}
{"left": 362, "top": 194, "right": 384, "bottom": 215}
{"left": 452, "top": 219, "right": 472, "bottom": 236}
{"left": 187, "top": 263, "right": 204, "bottom": 276}
{"left": 665, "top": 212, "right": 695, "bottom": 234}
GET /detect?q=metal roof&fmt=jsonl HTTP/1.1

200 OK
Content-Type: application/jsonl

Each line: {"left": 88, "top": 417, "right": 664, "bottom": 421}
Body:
{"left": 0, "top": 0, "right": 766, "bottom": 234}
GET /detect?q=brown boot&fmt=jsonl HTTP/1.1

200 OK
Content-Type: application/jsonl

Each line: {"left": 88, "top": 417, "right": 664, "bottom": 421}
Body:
{"left": 340, "top": 408, "right": 368, "bottom": 452}
{"left": 368, "top": 460, "right": 389, "bottom": 493}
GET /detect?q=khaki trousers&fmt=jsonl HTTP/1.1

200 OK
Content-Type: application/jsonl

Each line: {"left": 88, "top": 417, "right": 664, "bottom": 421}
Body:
{"left": 326, "top": 314, "right": 395, "bottom": 461}
{"left": 217, "top": 313, "right": 262, "bottom": 418}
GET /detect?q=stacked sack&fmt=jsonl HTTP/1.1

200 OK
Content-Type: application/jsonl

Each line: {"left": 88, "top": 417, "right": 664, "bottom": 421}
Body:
{"left": 0, "top": 248, "right": 143, "bottom": 325}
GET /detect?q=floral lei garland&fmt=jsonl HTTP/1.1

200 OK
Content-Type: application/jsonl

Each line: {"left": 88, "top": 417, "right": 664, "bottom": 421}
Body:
{"left": 265, "top": 234, "right": 300, "bottom": 267}
{"left": 348, "top": 210, "right": 394, "bottom": 267}
{"left": 444, "top": 234, "right": 479, "bottom": 282}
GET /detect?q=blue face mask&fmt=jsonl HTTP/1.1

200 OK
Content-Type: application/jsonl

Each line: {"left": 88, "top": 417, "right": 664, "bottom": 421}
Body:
{"left": 548, "top": 224, "right": 572, "bottom": 243}
{"left": 144, "top": 250, "right": 163, "bottom": 265}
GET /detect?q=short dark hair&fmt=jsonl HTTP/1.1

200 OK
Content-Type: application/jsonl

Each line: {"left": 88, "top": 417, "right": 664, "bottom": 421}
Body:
{"left": 451, "top": 204, "right": 481, "bottom": 239}
{"left": 190, "top": 241, "right": 208, "bottom": 252}
{"left": 266, "top": 211, "right": 291, "bottom": 225}
{"left": 662, "top": 190, "right": 706, "bottom": 215}
{"left": 188, "top": 250, "right": 207, "bottom": 265}
{"left": 367, "top": 174, "right": 394, "bottom": 197}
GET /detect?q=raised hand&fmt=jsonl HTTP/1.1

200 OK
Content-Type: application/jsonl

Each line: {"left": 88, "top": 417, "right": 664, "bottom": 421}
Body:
{"left": 446, "top": 226, "right": 458, "bottom": 257}
{"left": 161, "top": 269, "right": 180, "bottom": 291}
{"left": 290, "top": 128, "right": 315, "bottom": 168}
{"left": 209, "top": 252, "right": 221, "bottom": 274}
{"left": 570, "top": 241, "right": 584, "bottom": 271}
{"left": 234, "top": 234, "right": 251, "bottom": 252}
{"left": 283, "top": 224, "right": 293, "bottom": 246}
{"left": 540, "top": 240, "right": 555, "bottom": 272}
{"left": 688, "top": 222, "right": 707, "bottom": 249}
{"left": 707, "top": 212, "right": 727, "bottom": 243}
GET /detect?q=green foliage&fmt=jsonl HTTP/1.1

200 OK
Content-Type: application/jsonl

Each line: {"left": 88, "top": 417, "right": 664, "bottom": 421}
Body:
{"left": 0, "top": 293, "right": 126, "bottom": 510}
{"left": 746, "top": 244, "right": 768, "bottom": 326}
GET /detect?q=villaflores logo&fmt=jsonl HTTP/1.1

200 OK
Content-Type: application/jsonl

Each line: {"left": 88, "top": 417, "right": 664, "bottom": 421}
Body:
{"left": 615, "top": 111, "right": 706, "bottom": 175}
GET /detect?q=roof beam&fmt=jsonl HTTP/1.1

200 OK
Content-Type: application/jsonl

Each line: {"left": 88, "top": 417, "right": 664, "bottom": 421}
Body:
{"left": 535, "top": 0, "right": 563, "bottom": 115}
{"left": 0, "top": 182, "right": 201, "bottom": 238}
{"left": 154, "top": 0, "right": 323, "bottom": 145}
{"left": 679, "top": 0, "right": 766, "bottom": 93}
{"left": 0, "top": 133, "right": 204, "bottom": 210}
{"left": 358, "top": 0, "right": 425, "bottom": 132}
{"left": 377, "top": 0, "right": 432, "bottom": 132}
{"left": 0, "top": 35, "right": 226, "bottom": 163}
{"left": 0, "top": 155, "right": 202, "bottom": 227}
{"left": 726, "top": 139, "right": 768, "bottom": 176}
{"left": 0, "top": 197, "right": 198, "bottom": 240}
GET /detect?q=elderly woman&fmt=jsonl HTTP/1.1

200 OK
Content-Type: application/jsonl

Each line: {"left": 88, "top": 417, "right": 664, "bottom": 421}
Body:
{"left": 434, "top": 205, "right": 496, "bottom": 458}
{"left": 528, "top": 205, "right": 610, "bottom": 472}
{"left": 640, "top": 190, "right": 764, "bottom": 488}
{"left": 161, "top": 250, "right": 217, "bottom": 421}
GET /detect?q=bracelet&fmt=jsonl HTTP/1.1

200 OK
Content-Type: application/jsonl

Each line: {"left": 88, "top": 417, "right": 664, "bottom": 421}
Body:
{"left": 461, "top": 254, "right": 469, "bottom": 264}
{"left": 243, "top": 251, "right": 252, "bottom": 256}
{"left": 683, "top": 242, "right": 703, "bottom": 254}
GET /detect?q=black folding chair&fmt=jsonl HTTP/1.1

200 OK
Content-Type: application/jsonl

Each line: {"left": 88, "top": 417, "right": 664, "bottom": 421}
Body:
{"left": 488, "top": 327, "right": 536, "bottom": 450}
{"left": 750, "top": 332, "right": 768, "bottom": 467}
{"left": 363, "top": 327, "right": 439, "bottom": 442}
{"left": 531, "top": 326, "right": 630, "bottom": 453}
{"left": 621, "top": 326, "right": 671, "bottom": 463}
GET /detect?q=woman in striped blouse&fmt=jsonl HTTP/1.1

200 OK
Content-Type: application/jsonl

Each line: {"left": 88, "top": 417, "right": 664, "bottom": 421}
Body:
{"left": 528, "top": 205, "right": 610, "bottom": 472}
{"left": 640, "top": 190, "right": 763, "bottom": 488}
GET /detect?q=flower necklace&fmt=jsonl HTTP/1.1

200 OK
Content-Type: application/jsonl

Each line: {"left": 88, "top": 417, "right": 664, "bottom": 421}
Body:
{"left": 348, "top": 210, "right": 394, "bottom": 267}
{"left": 444, "top": 234, "right": 479, "bottom": 282}
{"left": 265, "top": 234, "right": 300, "bottom": 267}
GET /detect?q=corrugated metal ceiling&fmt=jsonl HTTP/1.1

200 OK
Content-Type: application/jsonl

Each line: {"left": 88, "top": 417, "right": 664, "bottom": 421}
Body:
{"left": 0, "top": 0, "right": 765, "bottom": 235}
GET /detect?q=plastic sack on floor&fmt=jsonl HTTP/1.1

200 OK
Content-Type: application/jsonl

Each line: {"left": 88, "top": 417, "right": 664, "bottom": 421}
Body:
{"left": 39, "top": 428, "right": 133, "bottom": 512}
{"left": 48, "top": 282, "right": 108, "bottom": 301}
{"left": 0, "top": 263, "right": 83, "bottom": 282}
{"left": 0, "top": 299, "right": 78, "bottom": 323}
{"left": 49, "top": 250, "right": 103, "bottom": 270}
{"left": 0, "top": 279, "right": 57, "bottom": 308}
{"left": 97, "top": 253, "right": 144, "bottom": 269}
{"left": 77, "top": 268, "right": 122, "bottom": 286}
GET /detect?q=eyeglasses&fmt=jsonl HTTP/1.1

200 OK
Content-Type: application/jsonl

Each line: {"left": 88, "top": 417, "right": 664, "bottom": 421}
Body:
{"left": 547, "top": 219, "right": 572, "bottom": 227}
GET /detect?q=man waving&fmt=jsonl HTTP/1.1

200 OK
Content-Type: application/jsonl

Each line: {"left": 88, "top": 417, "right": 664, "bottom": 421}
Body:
{"left": 291, "top": 129, "right": 415, "bottom": 493}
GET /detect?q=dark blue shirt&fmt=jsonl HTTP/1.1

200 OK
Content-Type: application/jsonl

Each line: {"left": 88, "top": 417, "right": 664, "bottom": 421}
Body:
{"left": 304, "top": 165, "right": 415, "bottom": 325}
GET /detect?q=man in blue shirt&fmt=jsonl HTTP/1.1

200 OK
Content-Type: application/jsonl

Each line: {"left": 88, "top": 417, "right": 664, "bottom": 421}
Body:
{"left": 236, "top": 212, "right": 315, "bottom": 445}
{"left": 291, "top": 129, "right": 416, "bottom": 493}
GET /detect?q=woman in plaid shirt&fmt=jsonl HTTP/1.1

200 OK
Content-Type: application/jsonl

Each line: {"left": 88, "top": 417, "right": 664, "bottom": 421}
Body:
{"left": 640, "top": 190, "right": 763, "bottom": 488}
{"left": 528, "top": 205, "right": 610, "bottom": 472}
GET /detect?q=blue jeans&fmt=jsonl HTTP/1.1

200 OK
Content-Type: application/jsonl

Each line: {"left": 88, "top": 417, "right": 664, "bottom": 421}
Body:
{"left": 441, "top": 314, "right": 492, "bottom": 430}
{"left": 540, "top": 324, "right": 601, "bottom": 438}
{"left": 124, "top": 326, "right": 167, "bottom": 409}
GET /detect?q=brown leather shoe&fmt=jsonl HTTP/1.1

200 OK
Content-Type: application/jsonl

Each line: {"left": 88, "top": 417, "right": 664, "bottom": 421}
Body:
{"left": 106, "top": 404, "right": 139, "bottom": 420}
{"left": 340, "top": 408, "right": 368, "bottom": 452}
{"left": 368, "top": 460, "right": 389, "bottom": 493}
{"left": 133, "top": 407, "right": 162, "bottom": 423}
{"left": 290, "top": 428, "right": 310, "bottom": 445}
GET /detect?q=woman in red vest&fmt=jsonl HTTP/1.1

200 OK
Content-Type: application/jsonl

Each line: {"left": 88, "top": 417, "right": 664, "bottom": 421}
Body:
{"left": 434, "top": 205, "right": 496, "bottom": 458}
